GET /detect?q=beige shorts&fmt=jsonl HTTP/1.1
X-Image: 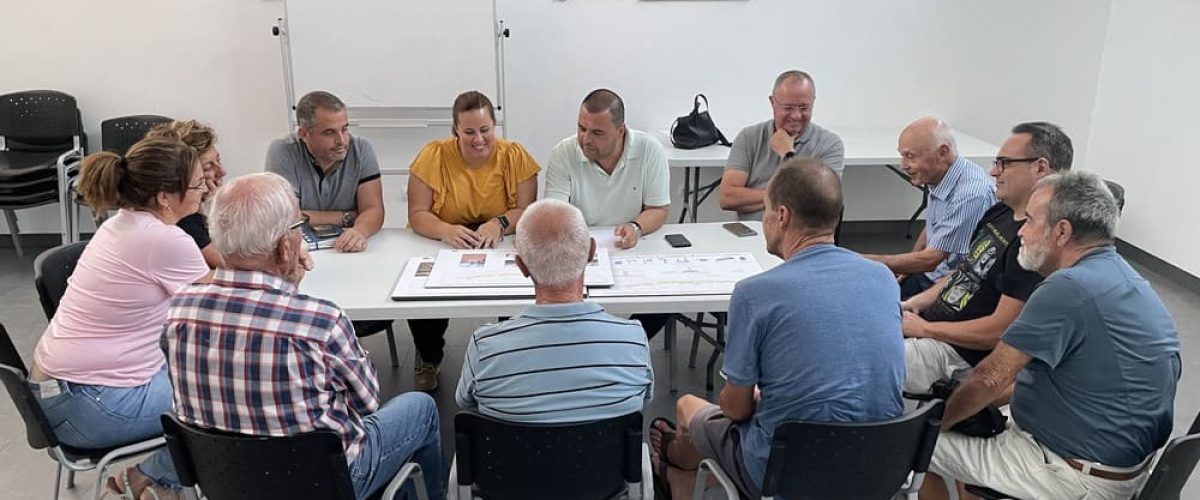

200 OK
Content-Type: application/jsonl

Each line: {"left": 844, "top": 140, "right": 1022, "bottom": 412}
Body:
{"left": 688, "top": 404, "right": 761, "bottom": 499}
{"left": 930, "top": 418, "right": 1147, "bottom": 500}
{"left": 904, "top": 337, "right": 972, "bottom": 394}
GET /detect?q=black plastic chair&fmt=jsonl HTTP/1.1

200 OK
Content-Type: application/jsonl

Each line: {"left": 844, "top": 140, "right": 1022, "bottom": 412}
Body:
{"left": 0, "top": 322, "right": 165, "bottom": 500}
{"left": 452, "top": 410, "right": 650, "bottom": 500}
{"left": 100, "top": 114, "right": 172, "bottom": 156}
{"left": 965, "top": 411, "right": 1200, "bottom": 500}
{"left": 0, "top": 90, "right": 87, "bottom": 255}
{"left": 695, "top": 400, "right": 945, "bottom": 500}
{"left": 161, "top": 413, "right": 428, "bottom": 500}
{"left": 33, "top": 241, "right": 88, "bottom": 320}
{"left": 353, "top": 319, "right": 400, "bottom": 367}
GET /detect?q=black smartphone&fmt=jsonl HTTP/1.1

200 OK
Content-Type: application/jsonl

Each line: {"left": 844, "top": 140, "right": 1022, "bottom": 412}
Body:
{"left": 723, "top": 222, "right": 758, "bottom": 237}
{"left": 311, "top": 224, "right": 344, "bottom": 239}
{"left": 664, "top": 234, "right": 692, "bottom": 248}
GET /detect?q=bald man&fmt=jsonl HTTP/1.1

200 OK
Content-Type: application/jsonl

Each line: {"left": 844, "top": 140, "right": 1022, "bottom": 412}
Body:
{"left": 720, "top": 70, "right": 845, "bottom": 221}
{"left": 865, "top": 117, "right": 995, "bottom": 299}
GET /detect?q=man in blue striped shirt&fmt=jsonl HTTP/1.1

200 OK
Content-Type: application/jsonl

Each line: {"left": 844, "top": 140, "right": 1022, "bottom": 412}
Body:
{"left": 454, "top": 199, "right": 654, "bottom": 423}
{"left": 865, "top": 117, "right": 995, "bottom": 299}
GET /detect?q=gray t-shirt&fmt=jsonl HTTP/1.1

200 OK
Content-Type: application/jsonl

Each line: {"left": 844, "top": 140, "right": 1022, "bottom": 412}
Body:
{"left": 1006, "top": 247, "right": 1180, "bottom": 467}
{"left": 264, "top": 133, "right": 381, "bottom": 212}
{"left": 724, "top": 120, "right": 845, "bottom": 221}
{"left": 723, "top": 244, "right": 904, "bottom": 488}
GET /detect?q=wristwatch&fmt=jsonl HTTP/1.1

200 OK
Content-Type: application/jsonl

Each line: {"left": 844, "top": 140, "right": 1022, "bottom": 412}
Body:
{"left": 341, "top": 211, "right": 354, "bottom": 228}
{"left": 783, "top": 151, "right": 796, "bottom": 160}
{"left": 628, "top": 221, "right": 643, "bottom": 239}
{"left": 494, "top": 215, "right": 510, "bottom": 231}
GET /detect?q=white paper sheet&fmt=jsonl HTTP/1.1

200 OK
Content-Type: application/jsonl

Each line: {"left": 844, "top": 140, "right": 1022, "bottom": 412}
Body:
{"left": 587, "top": 252, "right": 763, "bottom": 297}
{"left": 390, "top": 257, "right": 535, "bottom": 300}
{"left": 424, "top": 248, "right": 615, "bottom": 288}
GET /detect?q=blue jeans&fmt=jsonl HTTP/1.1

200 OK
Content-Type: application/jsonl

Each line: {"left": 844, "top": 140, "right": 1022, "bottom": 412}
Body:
{"left": 350, "top": 392, "right": 446, "bottom": 500}
{"left": 900, "top": 273, "right": 935, "bottom": 300}
{"left": 34, "top": 366, "right": 179, "bottom": 488}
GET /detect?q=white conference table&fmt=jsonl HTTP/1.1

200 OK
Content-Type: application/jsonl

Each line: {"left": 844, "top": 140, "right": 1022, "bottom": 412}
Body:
{"left": 658, "top": 126, "right": 999, "bottom": 225}
{"left": 301, "top": 221, "right": 781, "bottom": 390}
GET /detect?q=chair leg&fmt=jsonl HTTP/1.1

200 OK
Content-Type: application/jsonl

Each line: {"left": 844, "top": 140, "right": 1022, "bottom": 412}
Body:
{"left": 66, "top": 470, "right": 75, "bottom": 488}
{"left": 3, "top": 209, "right": 23, "bottom": 257}
{"left": 52, "top": 463, "right": 63, "bottom": 500}
{"left": 385, "top": 324, "right": 399, "bottom": 368}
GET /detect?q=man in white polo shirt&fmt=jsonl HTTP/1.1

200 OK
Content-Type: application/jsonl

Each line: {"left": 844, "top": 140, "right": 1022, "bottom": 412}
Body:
{"left": 545, "top": 88, "right": 671, "bottom": 337}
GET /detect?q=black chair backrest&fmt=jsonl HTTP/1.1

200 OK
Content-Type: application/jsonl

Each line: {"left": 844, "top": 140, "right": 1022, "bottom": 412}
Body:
{"left": 0, "top": 90, "right": 83, "bottom": 151}
{"left": 0, "top": 324, "right": 60, "bottom": 451}
{"left": 761, "top": 400, "right": 945, "bottom": 500}
{"left": 101, "top": 115, "right": 172, "bottom": 156}
{"left": 455, "top": 410, "right": 643, "bottom": 500}
{"left": 33, "top": 241, "right": 88, "bottom": 321}
{"left": 1136, "top": 433, "right": 1200, "bottom": 500}
{"left": 1105, "top": 179, "right": 1126, "bottom": 213}
{"left": 160, "top": 414, "right": 357, "bottom": 500}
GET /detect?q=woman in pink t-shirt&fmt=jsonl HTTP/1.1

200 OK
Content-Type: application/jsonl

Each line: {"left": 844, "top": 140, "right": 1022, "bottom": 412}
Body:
{"left": 30, "top": 137, "right": 210, "bottom": 500}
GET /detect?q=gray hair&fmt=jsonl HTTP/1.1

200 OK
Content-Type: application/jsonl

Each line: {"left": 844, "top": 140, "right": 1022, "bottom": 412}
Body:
{"left": 772, "top": 70, "right": 815, "bottom": 93}
{"left": 514, "top": 199, "right": 592, "bottom": 287}
{"left": 1034, "top": 170, "right": 1120, "bottom": 245}
{"left": 1011, "top": 121, "right": 1073, "bottom": 172}
{"left": 208, "top": 173, "right": 298, "bottom": 260}
{"left": 296, "top": 91, "right": 346, "bottom": 129}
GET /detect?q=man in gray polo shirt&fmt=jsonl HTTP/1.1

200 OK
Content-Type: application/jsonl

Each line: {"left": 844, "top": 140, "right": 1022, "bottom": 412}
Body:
{"left": 719, "top": 70, "right": 845, "bottom": 222}
{"left": 921, "top": 171, "right": 1179, "bottom": 500}
{"left": 865, "top": 117, "right": 995, "bottom": 299}
{"left": 265, "top": 90, "right": 385, "bottom": 253}
{"left": 454, "top": 199, "right": 653, "bottom": 423}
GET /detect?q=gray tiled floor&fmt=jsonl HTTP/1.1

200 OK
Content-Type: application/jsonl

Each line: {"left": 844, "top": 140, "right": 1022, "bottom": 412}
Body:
{"left": 1, "top": 230, "right": 1197, "bottom": 499}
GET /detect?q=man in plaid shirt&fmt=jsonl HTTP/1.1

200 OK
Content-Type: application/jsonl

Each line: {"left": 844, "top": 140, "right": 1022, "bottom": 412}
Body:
{"left": 162, "top": 173, "right": 444, "bottom": 500}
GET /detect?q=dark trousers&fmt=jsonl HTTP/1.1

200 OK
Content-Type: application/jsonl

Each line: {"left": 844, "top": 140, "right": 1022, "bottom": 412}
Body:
{"left": 632, "top": 313, "right": 669, "bottom": 340}
{"left": 899, "top": 273, "right": 935, "bottom": 300}
{"left": 407, "top": 318, "right": 449, "bottom": 364}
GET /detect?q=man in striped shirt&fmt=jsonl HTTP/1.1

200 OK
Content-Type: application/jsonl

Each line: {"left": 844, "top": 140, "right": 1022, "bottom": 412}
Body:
{"left": 865, "top": 117, "right": 996, "bottom": 299}
{"left": 163, "top": 173, "right": 444, "bottom": 500}
{"left": 454, "top": 199, "right": 654, "bottom": 423}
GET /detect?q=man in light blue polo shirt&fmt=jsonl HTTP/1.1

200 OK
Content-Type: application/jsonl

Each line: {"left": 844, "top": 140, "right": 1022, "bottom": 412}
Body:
{"left": 865, "top": 116, "right": 995, "bottom": 299}
{"left": 544, "top": 89, "right": 672, "bottom": 338}
{"left": 921, "top": 171, "right": 1179, "bottom": 500}
{"left": 651, "top": 158, "right": 904, "bottom": 499}
{"left": 454, "top": 199, "right": 653, "bottom": 423}
{"left": 544, "top": 88, "right": 670, "bottom": 249}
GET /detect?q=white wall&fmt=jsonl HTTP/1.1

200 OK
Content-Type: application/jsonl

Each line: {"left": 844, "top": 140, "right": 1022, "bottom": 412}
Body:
{"left": 0, "top": 0, "right": 288, "bottom": 235}
{"left": 1, "top": 0, "right": 1111, "bottom": 234}
{"left": 1086, "top": 0, "right": 1200, "bottom": 277}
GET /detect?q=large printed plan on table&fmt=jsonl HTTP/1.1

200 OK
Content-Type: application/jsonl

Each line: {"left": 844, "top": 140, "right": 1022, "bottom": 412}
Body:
{"left": 588, "top": 252, "right": 763, "bottom": 297}
{"left": 391, "top": 257, "right": 535, "bottom": 300}
{"left": 425, "top": 248, "right": 615, "bottom": 288}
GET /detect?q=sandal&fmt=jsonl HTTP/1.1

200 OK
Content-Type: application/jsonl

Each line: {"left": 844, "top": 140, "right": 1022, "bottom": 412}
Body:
{"left": 650, "top": 417, "right": 698, "bottom": 472}
{"left": 103, "top": 468, "right": 137, "bottom": 500}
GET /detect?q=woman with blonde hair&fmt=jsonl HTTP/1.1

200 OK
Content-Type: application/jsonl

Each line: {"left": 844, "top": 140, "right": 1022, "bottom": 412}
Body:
{"left": 146, "top": 119, "right": 226, "bottom": 268}
{"left": 30, "top": 137, "right": 210, "bottom": 499}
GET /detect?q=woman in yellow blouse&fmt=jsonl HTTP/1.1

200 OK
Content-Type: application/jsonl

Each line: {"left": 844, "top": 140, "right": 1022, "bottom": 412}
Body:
{"left": 406, "top": 90, "right": 539, "bottom": 391}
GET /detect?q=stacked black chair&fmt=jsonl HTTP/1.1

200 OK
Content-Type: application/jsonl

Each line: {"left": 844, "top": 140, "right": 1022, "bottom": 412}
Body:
{"left": 0, "top": 322, "right": 165, "bottom": 500}
{"left": 695, "top": 400, "right": 945, "bottom": 500}
{"left": 161, "top": 413, "right": 429, "bottom": 500}
{"left": 0, "top": 90, "right": 86, "bottom": 256}
{"left": 453, "top": 410, "right": 650, "bottom": 499}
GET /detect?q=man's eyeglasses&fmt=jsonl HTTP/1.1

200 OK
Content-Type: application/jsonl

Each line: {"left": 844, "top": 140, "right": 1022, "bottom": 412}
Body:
{"left": 288, "top": 219, "right": 306, "bottom": 231}
{"left": 992, "top": 157, "right": 1040, "bottom": 170}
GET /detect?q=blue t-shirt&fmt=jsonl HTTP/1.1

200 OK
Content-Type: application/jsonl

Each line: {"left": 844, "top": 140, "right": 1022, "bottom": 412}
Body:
{"left": 722, "top": 244, "right": 905, "bottom": 488}
{"left": 1006, "top": 247, "right": 1180, "bottom": 467}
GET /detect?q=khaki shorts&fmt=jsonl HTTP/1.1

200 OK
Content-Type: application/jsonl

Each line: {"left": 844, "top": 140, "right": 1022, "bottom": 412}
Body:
{"left": 688, "top": 404, "right": 761, "bottom": 499}
{"left": 931, "top": 418, "right": 1147, "bottom": 500}
{"left": 904, "top": 337, "right": 972, "bottom": 394}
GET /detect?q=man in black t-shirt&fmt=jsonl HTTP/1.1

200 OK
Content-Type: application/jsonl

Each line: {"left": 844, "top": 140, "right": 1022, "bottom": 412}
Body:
{"left": 900, "top": 122, "right": 1073, "bottom": 394}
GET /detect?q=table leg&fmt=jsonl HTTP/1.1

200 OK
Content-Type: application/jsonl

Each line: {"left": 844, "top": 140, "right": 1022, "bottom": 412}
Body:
{"left": 705, "top": 313, "right": 726, "bottom": 392}
{"left": 678, "top": 166, "right": 693, "bottom": 224}
{"left": 690, "top": 166, "right": 701, "bottom": 223}
{"left": 665, "top": 315, "right": 677, "bottom": 393}
{"left": 883, "top": 164, "right": 928, "bottom": 239}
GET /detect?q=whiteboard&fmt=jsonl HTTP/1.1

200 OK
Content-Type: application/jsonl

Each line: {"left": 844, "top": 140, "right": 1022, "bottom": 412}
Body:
{"left": 284, "top": 0, "right": 499, "bottom": 108}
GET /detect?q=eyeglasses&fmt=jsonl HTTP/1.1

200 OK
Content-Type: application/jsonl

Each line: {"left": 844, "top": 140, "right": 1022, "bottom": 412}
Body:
{"left": 187, "top": 179, "right": 208, "bottom": 191}
{"left": 288, "top": 219, "right": 306, "bottom": 231}
{"left": 992, "top": 157, "right": 1041, "bottom": 170}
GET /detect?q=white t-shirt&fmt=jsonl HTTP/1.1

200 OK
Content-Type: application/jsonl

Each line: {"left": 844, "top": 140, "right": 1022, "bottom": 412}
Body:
{"left": 543, "top": 128, "right": 671, "bottom": 226}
